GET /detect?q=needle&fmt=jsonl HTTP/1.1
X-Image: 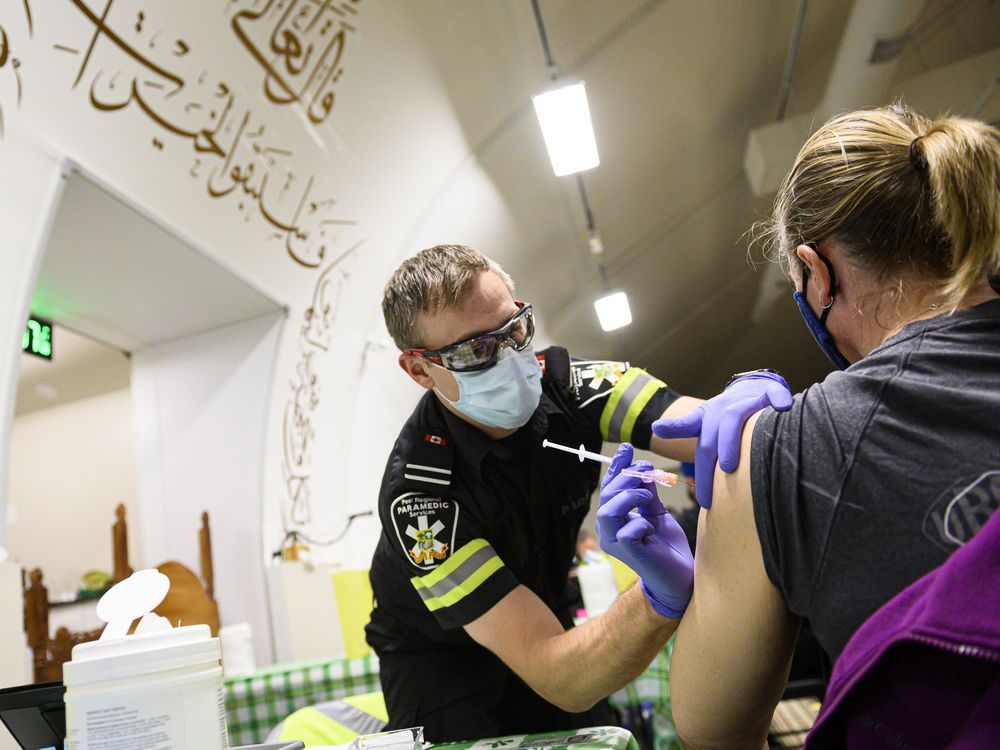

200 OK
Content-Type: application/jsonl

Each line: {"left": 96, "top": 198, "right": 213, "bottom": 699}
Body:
{"left": 541, "top": 439, "right": 678, "bottom": 487}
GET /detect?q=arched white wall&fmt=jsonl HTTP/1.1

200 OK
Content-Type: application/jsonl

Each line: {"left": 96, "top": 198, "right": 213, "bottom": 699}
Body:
{"left": 0, "top": 0, "right": 516, "bottom": 663}
{"left": 132, "top": 312, "right": 283, "bottom": 665}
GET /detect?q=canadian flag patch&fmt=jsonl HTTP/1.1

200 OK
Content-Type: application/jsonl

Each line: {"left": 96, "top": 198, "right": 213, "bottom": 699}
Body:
{"left": 424, "top": 434, "right": 447, "bottom": 446}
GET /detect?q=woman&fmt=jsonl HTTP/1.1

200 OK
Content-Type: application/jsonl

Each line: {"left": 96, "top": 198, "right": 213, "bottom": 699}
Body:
{"left": 600, "top": 103, "right": 1000, "bottom": 748}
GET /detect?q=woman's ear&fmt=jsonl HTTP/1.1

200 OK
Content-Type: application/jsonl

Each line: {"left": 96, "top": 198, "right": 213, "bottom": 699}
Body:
{"left": 795, "top": 244, "right": 833, "bottom": 304}
{"left": 399, "top": 353, "right": 436, "bottom": 390}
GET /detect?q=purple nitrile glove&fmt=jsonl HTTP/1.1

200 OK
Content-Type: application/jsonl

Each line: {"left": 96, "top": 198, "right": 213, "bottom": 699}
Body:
{"left": 652, "top": 371, "right": 792, "bottom": 509}
{"left": 597, "top": 443, "right": 694, "bottom": 619}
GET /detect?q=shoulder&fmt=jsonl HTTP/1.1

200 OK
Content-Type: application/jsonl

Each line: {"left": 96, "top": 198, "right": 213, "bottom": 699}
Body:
{"left": 384, "top": 392, "right": 456, "bottom": 494}
{"left": 377, "top": 396, "right": 470, "bottom": 574}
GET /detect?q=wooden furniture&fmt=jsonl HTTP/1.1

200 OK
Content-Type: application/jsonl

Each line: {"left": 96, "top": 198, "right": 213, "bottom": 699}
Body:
{"left": 22, "top": 504, "right": 219, "bottom": 682}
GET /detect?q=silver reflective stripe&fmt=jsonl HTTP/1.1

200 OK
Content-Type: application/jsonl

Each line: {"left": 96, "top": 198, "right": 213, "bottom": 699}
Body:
{"left": 403, "top": 473, "right": 451, "bottom": 486}
{"left": 413, "top": 542, "right": 498, "bottom": 603}
{"left": 405, "top": 463, "right": 452, "bottom": 475}
{"left": 318, "top": 700, "right": 386, "bottom": 736}
{"left": 606, "top": 372, "right": 655, "bottom": 441}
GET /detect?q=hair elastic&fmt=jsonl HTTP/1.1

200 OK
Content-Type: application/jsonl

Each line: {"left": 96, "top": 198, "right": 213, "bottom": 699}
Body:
{"left": 909, "top": 136, "right": 929, "bottom": 176}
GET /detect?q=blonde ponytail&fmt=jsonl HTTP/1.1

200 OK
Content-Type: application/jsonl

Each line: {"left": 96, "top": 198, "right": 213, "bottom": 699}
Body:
{"left": 763, "top": 103, "right": 1000, "bottom": 310}
{"left": 912, "top": 119, "right": 1000, "bottom": 308}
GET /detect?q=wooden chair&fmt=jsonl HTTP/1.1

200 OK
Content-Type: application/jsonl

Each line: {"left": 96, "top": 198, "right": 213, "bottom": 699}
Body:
{"left": 22, "top": 504, "right": 219, "bottom": 682}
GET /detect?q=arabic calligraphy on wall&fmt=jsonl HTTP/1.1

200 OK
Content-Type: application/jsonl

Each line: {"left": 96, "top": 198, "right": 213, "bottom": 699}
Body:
{"left": 0, "top": 0, "right": 29, "bottom": 136}
{"left": 282, "top": 239, "right": 360, "bottom": 526}
{"left": 230, "top": 0, "right": 361, "bottom": 125}
{"left": 60, "top": 0, "right": 359, "bottom": 269}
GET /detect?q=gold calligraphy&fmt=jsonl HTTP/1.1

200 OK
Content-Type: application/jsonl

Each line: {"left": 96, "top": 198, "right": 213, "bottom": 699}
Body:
{"left": 230, "top": 0, "right": 360, "bottom": 125}
{"left": 282, "top": 240, "right": 361, "bottom": 524}
{"left": 65, "top": 0, "right": 358, "bottom": 268}
{"left": 0, "top": 1, "right": 30, "bottom": 137}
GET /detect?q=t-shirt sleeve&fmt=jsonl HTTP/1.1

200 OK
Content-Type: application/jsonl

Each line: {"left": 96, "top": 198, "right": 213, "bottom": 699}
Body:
{"left": 382, "top": 486, "right": 519, "bottom": 630}
{"left": 750, "top": 381, "right": 859, "bottom": 616}
{"left": 571, "top": 359, "right": 679, "bottom": 449}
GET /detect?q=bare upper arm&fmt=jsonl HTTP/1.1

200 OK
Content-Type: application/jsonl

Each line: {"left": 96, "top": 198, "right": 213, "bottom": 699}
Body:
{"left": 670, "top": 412, "right": 800, "bottom": 749}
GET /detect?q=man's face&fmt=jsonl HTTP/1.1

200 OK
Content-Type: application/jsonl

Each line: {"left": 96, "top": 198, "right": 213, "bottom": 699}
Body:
{"left": 399, "top": 270, "right": 518, "bottom": 403}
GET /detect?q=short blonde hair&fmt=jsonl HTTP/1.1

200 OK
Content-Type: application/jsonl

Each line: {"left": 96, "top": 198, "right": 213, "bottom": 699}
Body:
{"left": 382, "top": 245, "right": 515, "bottom": 349}
{"left": 759, "top": 103, "right": 1000, "bottom": 309}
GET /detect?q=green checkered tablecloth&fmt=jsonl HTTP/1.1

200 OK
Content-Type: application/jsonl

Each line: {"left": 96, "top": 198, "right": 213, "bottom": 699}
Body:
{"left": 224, "top": 653, "right": 380, "bottom": 746}
{"left": 223, "top": 643, "right": 675, "bottom": 749}
{"left": 609, "top": 638, "right": 678, "bottom": 750}
{"left": 433, "top": 725, "right": 639, "bottom": 750}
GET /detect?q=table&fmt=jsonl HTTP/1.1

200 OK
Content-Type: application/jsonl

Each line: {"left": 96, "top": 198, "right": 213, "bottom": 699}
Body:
{"left": 434, "top": 726, "right": 639, "bottom": 750}
{"left": 608, "top": 639, "right": 677, "bottom": 750}
{"left": 223, "top": 646, "right": 677, "bottom": 750}
{"left": 224, "top": 654, "right": 380, "bottom": 746}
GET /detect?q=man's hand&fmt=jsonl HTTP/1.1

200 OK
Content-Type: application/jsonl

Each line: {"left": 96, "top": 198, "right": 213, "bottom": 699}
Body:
{"left": 652, "top": 371, "right": 792, "bottom": 508}
{"left": 597, "top": 444, "right": 693, "bottom": 620}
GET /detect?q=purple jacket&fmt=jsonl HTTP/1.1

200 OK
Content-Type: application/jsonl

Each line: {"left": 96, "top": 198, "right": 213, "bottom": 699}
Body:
{"left": 805, "top": 507, "right": 1000, "bottom": 748}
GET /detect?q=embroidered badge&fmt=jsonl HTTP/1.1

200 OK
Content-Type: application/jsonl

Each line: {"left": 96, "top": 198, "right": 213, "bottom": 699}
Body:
{"left": 570, "top": 360, "right": 629, "bottom": 395}
{"left": 391, "top": 492, "right": 460, "bottom": 570}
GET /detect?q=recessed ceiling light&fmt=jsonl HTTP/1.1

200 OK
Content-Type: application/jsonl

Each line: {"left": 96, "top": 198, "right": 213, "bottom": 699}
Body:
{"left": 34, "top": 383, "right": 59, "bottom": 400}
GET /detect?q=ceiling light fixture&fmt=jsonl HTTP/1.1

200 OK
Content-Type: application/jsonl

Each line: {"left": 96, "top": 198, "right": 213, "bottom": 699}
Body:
{"left": 594, "top": 291, "right": 633, "bottom": 332}
{"left": 529, "top": 0, "right": 630, "bottom": 332}
{"left": 532, "top": 82, "right": 600, "bottom": 177}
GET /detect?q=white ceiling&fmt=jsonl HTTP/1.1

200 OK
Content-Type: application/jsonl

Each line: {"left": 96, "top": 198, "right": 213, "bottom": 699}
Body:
{"left": 15, "top": 325, "right": 129, "bottom": 416}
{"left": 34, "top": 171, "right": 284, "bottom": 353}
{"left": 405, "top": 0, "right": 1000, "bottom": 395}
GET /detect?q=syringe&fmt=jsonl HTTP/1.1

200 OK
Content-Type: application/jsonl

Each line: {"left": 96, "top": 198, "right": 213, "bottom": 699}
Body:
{"left": 541, "top": 439, "right": 678, "bottom": 487}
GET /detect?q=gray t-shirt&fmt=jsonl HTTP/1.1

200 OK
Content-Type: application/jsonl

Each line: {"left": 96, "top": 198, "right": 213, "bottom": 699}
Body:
{"left": 752, "top": 298, "right": 1000, "bottom": 661}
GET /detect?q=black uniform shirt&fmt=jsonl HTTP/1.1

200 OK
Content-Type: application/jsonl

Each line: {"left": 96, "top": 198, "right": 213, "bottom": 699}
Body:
{"left": 366, "top": 346, "right": 679, "bottom": 655}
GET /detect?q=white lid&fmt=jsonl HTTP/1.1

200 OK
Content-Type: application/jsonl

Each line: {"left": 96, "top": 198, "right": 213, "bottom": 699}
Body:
{"left": 64, "top": 624, "right": 220, "bottom": 687}
{"left": 219, "top": 622, "right": 252, "bottom": 638}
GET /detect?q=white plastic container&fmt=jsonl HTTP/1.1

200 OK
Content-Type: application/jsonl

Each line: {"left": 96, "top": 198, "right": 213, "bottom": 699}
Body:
{"left": 64, "top": 624, "right": 229, "bottom": 750}
{"left": 219, "top": 622, "right": 256, "bottom": 677}
{"left": 577, "top": 556, "right": 620, "bottom": 617}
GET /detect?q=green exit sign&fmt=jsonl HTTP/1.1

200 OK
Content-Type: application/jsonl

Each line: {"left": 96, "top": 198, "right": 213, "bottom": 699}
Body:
{"left": 22, "top": 316, "right": 53, "bottom": 360}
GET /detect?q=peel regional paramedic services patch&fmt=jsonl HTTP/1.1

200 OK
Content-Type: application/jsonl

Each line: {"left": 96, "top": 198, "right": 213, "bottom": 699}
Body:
{"left": 391, "top": 492, "right": 460, "bottom": 571}
{"left": 570, "top": 360, "right": 629, "bottom": 400}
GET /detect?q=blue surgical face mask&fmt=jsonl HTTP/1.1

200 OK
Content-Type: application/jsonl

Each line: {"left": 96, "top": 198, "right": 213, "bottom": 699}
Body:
{"left": 434, "top": 346, "right": 543, "bottom": 429}
{"left": 793, "top": 251, "right": 851, "bottom": 370}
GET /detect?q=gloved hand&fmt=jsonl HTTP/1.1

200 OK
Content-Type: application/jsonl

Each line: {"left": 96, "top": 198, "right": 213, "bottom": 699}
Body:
{"left": 652, "top": 371, "right": 792, "bottom": 509}
{"left": 597, "top": 443, "right": 694, "bottom": 619}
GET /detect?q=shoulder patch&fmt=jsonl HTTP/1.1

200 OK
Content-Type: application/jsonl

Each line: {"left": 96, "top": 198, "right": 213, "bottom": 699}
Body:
{"left": 391, "top": 492, "right": 460, "bottom": 571}
{"left": 571, "top": 360, "right": 630, "bottom": 399}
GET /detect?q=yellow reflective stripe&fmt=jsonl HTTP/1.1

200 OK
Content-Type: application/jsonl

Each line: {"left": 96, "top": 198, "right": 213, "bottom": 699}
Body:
{"left": 423, "top": 557, "right": 505, "bottom": 612}
{"left": 599, "top": 367, "right": 643, "bottom": 439}
{"left": 619, "top": 378, "right": 666, "bottom": 443}
{"left": 411, "top": 538, "right": 489, "bottom": 590}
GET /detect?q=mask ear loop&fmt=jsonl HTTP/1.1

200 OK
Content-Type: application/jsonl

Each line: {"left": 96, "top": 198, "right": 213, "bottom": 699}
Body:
{"left": 804, "top": 243, "right": 837, "bottom": 323}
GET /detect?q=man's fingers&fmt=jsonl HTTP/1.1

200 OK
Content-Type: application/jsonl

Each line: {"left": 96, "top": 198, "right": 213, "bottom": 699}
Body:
{"left": 600, "top": 460, "right": 653, "bottom": 498}
{"left": 694, "top": 418, "right": 720, "bottom": 509}
{"left": 600, "top": 442, "right": 634, "bottom": 490}
{"left": 598, "top": 486, "right": 663, "bottom": 519}
{"left": 766, "top": 381, "right": 793, "bottom": 410}
{"left": 651, "top": 407, "right": 704, "bottom": 439}
{"left": 617, "top": 515, "right": 654, "bottom": 545}
{"left": 717, "top": 403, "right": 747, "bottom": 473}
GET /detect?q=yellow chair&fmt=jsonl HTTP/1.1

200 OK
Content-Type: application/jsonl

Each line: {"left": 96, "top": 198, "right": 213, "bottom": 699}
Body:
{"left": 331, "top": 569, "right": 374, "bottom": 658}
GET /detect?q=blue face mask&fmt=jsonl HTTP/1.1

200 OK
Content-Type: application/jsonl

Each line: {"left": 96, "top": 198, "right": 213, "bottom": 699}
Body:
{"left": 435, "top": 346, "right": 543, "bottom": 429}
{"left": 793, "top": 251, "right": 851, "bottom": 370}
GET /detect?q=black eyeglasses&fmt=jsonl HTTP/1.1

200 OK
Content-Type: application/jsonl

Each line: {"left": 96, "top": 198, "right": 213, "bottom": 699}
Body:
{"left": 405, "top": 302, "right": 535, "bottom": 372}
